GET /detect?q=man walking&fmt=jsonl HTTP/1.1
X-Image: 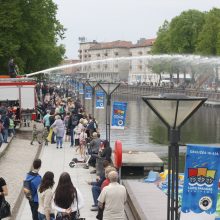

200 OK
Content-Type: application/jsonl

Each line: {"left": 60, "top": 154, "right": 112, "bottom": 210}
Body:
{"left": 24, "top": 159, "right": 42, "bottom": 220}
{"left": 98, "top": 171, "right": 127, "bottom": 220}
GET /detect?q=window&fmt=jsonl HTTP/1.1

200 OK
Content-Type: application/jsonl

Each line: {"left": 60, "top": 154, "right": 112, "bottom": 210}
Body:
{"left": 97, "top": 53, "right": 100, "bottom": 57}
{"left": 138, "top": 51, "right": 143, "bottom": 55}
{"left": 104, "top": 53, "right": 108, "bottom": 56}
{"left": 129, "top": 52, "right": 132, "bottom": 56}
{"left": 88, "top": 54, "right": 91, "bottom": 57}
{"left": 115, "top": 64, "right": 118, "bottom": 68}
{"left": 115, "top": 52, "right": 119, "bottom": 56}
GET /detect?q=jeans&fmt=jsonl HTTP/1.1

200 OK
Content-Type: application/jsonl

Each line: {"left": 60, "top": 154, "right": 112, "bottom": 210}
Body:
{"left": 0, "top": 133, "right": 3, "bottom": 146}
{"left": 92, "top": 185, "right": 101, "bottom": 206}
{"left": 51, "top": 132, "right": 55, "bottom": 143}
{"left": 38, "top": 212, "right": 55, "bottom": 220}
{"left": 70, "top": 128, "right": 74, "bottom": 146}
{"left": 56, "top": 137, "right": 63, "bottom": 148}
{"left": 29, "top": 201, "right": 39, "bottom": 220}
{"left": 3, "top": 129, "right": 8, "bottom": 142}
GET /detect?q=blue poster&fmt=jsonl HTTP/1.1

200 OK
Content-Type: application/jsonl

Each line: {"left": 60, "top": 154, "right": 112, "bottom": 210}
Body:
{"left": 111, "top": 102, "right": 127, "bottom": 129}
{"left": 85, "top": 85, "right": 92, "bottom": 100}
{"left": 181, "top": 145, "right": 220, "bottom": 220}
{"left": 96, "top": 90, "right": 105, "bottom": 109}
{"left": 79, "top": 83, "right": 84, "bottom": 94}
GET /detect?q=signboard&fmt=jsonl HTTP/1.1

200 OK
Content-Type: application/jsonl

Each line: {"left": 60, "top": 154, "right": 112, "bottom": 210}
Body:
{"left": 85, "top": 85, "right": 92, "bottom": 100}
{"left": 181, "top": 145, "right": 220, "bottom": 220}
{"left": 79, "top": 83, "right": 84, "bottom": 94}
{"left": 96, "top": 90, "right": 105, "bottom": 109}
{"left": 111, "top": 102, "right": 127, "bottom": 129}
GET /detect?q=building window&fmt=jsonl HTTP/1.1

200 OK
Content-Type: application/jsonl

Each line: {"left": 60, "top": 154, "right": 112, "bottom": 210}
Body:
{"left": 78, "top": 49, "right": 82, "bottom": 53}
{"left": 104, "top": 53, "right": 108, "bottom": 56}
{"left": 97, "top": 53, "right": 100, "bottom": 57}
{"left": 88, "top": 54, "right": 91, "bottom": 57}
{"left": 104, "top": 64, "right": 108, "bottom": 69}
{"left": 129, "top": 52, "right": 132, "bottom": 56}
{"left": 84, "top": 55, "right": 87, "bottom": 58}
{"left": 115, "top": 52, "right": 119, "bottom": 56}
{"left": 115, "top": 64, "right": 118, "bottom": 68}
{"left": 130, "top": 65, "right": 132, "bottom": 70}
{"left": 97, "top": 65, "right": 100, "bottom": 69}
{"left": 138, "top": 65, "right": 142, "bottom": 70}
{"left": 138, "top": 51, "right": 143, "bottom": 55}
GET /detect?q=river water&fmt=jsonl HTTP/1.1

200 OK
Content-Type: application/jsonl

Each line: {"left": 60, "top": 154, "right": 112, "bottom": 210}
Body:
{"left": 85, "top": 96, "right": 220, "bottom": 158}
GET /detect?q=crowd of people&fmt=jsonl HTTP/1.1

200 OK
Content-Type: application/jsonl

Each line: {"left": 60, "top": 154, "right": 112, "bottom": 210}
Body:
{"left": 0, "top": 82, "right": 127, "bottom": 220}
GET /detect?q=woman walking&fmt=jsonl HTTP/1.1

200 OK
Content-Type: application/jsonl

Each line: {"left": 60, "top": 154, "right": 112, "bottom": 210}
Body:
{"left": 51, "top": 115, "right": 65, "bottom": 149}
{"left": 38, "top": 172, "right": 55, "bottom": 220}
{"left": 52, "top": 172, "right": 84, "bottom": 220}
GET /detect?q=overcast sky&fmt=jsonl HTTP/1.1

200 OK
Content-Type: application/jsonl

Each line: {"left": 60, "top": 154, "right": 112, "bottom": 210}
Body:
{"left": 53, "top": 0, "right": 220, "bottom": 59}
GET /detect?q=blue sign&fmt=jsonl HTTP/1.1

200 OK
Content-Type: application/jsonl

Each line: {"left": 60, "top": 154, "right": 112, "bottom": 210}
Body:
{"left": 181, "top": 145, "right": 220, "bottom": 220}
{"left": 75, "top": 82, "right": 78, "bottom": 92}
{"left": 79, "top": 83, "right": 84, "bottom": 94}
{"left": 111, "top": 102, "right": 127, "bottom": 129}
{"left": 85, "top": 85, "right": 92, "bottom": 100}
{"left": 96, "top": 90, "right": 105, "bottom": 109}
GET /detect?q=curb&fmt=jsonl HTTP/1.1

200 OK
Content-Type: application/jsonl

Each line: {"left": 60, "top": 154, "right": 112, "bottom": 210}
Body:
{"left": 0, "top": 136, "right": 14, "bottom": 159}
{"left": 10, "top": 141, "right": 43, "bottom": 220}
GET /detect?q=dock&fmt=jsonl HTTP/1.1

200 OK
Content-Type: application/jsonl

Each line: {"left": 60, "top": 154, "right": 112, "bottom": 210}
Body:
{"left": 123, "top": 180, "right": 167, "bottom": 220}
{"left": 116, "top": 151, "right": 164, "bottom": 177}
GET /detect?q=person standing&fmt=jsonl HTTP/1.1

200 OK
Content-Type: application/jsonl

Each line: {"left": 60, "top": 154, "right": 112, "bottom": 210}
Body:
{"left": 0, "top": 177, "right": 9, "bottom": 220}
{"left": 0, "top": 120, "right": 4, "bottom": 148}
{"left": 38, "top": 171, "right": 55, "bottom": 220}
{"left": 3, "top": 114, "right": 10, "bottom": 143}
{"left": 30, "top": 124, "right": 41, "bottom": 145}
{"left": 98, "top": 171, "right": 127, "bottom": 220}
{"left": 8, "top": 58, "right": 17, "bottom": 78}
{"left": 43, "top": 110, "right": 51, "bottom": 131}
{"left": 52, "top": 172, "right": 84, "bottom": 220}
{"left": 51, "top": 115, "right": 65, "bottom": 149}
{"left": 24, "top": 159, "right": 42, "bottom": 220}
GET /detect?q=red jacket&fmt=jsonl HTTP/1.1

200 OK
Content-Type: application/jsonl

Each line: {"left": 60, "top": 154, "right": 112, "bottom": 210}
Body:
{"left": 101, "top": 178, "right": 110, "bottom": 190}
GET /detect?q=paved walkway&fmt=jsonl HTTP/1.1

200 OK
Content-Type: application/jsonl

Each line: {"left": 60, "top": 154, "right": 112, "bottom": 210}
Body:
{"left": 16, "top": 141, "right": 98, "bottom": 220}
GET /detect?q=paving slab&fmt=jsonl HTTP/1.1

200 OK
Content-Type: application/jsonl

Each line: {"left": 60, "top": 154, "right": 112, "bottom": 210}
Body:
{"left": 16, "top": 141, "right": 98, "bottom": 220}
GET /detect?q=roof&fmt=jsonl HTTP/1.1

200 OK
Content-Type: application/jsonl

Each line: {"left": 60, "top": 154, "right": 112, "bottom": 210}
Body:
{"left": 131, "top": 38, "right": 156, "bottom": 48}
{"left": 89, "top": 40, "right": 133, "bottom": 50}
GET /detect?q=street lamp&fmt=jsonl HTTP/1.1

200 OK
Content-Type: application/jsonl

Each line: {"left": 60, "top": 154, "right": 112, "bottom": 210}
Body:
{"left": 98, "top": 82, "right": 121, "bottom": 143}
{"left": 87, "top": 79, "right": 98, "bottom": 117}
{"left": 142, "top": 93, "right": 207, "bottom": 220}
{"left": 81, "top": 78, "right": 87, "bottom": 108}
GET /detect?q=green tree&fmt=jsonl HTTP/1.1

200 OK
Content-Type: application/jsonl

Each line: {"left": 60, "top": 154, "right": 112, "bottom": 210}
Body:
{"left": 169, "top": 10, "right": 205, "bottom": 53}
{"left": 151, "top": 20, "right": 170, "bottom": 54}
{"left": 0, "top": 0, "right": 65, "bottom": 75}
{"left": 197, "top": 8, "right": 220, "bottom": 55}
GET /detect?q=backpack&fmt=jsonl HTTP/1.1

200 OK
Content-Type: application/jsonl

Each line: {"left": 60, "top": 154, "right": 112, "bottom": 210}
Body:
{"left": 72, "top": 115, "right": 78, "bottom": 126}
{"left": 23, "top": 175, "right": 37, "bottom": 201}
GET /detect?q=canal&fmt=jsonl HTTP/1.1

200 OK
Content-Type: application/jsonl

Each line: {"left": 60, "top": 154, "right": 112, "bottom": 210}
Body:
{"left": 85, "top": 96, "right": 220, "bottom": 171}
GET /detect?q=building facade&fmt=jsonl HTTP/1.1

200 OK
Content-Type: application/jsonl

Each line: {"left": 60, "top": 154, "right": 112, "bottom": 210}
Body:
{"left": 77, "top": 38, "right": 157, "bottom": 84}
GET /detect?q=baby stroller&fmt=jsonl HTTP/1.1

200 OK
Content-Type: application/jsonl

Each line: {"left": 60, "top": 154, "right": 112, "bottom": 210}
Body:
{"left": 69, "top": 142, "right": 91, "bottom": 168}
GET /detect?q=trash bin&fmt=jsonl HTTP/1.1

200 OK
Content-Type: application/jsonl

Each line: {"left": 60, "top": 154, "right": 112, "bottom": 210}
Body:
{"left": 96, "top": 157, "right": 104, "bottom": 177}
{"left": 31, "top": 112, "right": 37, "bottom": 120}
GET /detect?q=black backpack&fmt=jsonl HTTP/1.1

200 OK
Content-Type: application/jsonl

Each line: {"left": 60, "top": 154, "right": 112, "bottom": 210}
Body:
{"left": 72, "top": 115, "right": 79, "bottom": 126}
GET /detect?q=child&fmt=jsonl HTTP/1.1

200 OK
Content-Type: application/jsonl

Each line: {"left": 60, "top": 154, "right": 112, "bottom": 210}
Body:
{"left": 42, "top": 127, "right": 49, "bottom": 146}
{"left": 79, "top": 127, "right": 87, "bottom": 160}
{"left": 30, "top": 124, "right": 41, "bottom": 145}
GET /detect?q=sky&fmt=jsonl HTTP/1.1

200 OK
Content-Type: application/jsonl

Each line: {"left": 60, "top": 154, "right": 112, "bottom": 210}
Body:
{"left": 53, "top": 0, "right": 220, "bottom": 59}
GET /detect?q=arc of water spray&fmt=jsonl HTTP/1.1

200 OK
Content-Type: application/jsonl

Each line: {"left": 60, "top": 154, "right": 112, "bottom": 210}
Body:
{"left": 25, "top": 54, "right": 220, "bottom": 77}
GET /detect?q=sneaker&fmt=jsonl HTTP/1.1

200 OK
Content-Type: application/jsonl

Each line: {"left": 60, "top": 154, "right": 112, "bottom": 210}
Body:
{"left": 91, "top": 204, "right": 97, "bottom": 207}
{"left": 60, "top": 146, "right": 63, "bottom": 148}
{"left": 90, "top": 206, "right": 99, "bottom": 211}
{"left": 30, "top": 143, "right": 33, "bottom": 145}
{"left": 90, "top": 170, "right": 96, "bottom": 174}
{"left": 83, "top": 165, "right": 89, "bottom": 169}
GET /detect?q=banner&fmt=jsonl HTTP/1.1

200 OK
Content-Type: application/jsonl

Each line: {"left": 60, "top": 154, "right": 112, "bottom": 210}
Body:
{"left": 96, "top": 90, "right": 105, "bottom": 109}
{"left": 111, "top": 102, "right": 127, "bottom": 129}
{"left": 181, "top": 145, "right": 220, "bottom": 220}
{"left": 85, "top": 85, "right": 92, "bottom": 100}
{"left": 79, "top": 83, "right": 84, "bottom": 94}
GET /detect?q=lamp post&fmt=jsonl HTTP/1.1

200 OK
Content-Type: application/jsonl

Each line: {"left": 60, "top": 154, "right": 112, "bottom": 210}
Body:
{"left": 98, "top": 82, "right": 120, "bottom": 143}
{"left": 81, "top": 78, "right": 87, "bottom": 108}
{"left": 87, "top": 79, "right": 97, "bottom": 117}
{"left": 142, "top": 93, "right": 207, "bottom": 220}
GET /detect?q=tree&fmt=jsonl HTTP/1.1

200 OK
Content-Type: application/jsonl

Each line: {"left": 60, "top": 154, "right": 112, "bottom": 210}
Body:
{"left": 0, "top": 0, "right": 65, "bottom": 74}
{"left": 197, "top": 8, "right": 220, "bottom": 55}
{"left": 151, "top": 20, "right": 170, "bottom": 54}
{"left": 169, "top": 10, "right": 205, "bottom": 53}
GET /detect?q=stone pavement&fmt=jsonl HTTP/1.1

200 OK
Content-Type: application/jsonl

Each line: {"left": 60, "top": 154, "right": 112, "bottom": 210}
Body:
{"left": 16, "top": 141, "right": 98, "bottom": 220}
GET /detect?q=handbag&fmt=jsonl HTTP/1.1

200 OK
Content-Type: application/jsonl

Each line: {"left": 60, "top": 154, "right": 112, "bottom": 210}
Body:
{"left": 0, "top": 197, "right": 11, "bottom": 218}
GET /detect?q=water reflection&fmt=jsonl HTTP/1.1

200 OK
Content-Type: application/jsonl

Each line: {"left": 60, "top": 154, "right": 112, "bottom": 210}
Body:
{"left": 85, "top": 96, "right": 220, "bottom": 156}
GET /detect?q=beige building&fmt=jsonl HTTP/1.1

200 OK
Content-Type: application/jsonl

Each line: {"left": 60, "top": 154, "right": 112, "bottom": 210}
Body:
{"left": 77, "top": 38, "right": 157, "bottom": 84}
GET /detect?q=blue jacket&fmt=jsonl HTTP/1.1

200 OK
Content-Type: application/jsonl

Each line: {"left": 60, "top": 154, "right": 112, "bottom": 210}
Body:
{"left": 25, "top": 172, "right": 41, "bottom": 203}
